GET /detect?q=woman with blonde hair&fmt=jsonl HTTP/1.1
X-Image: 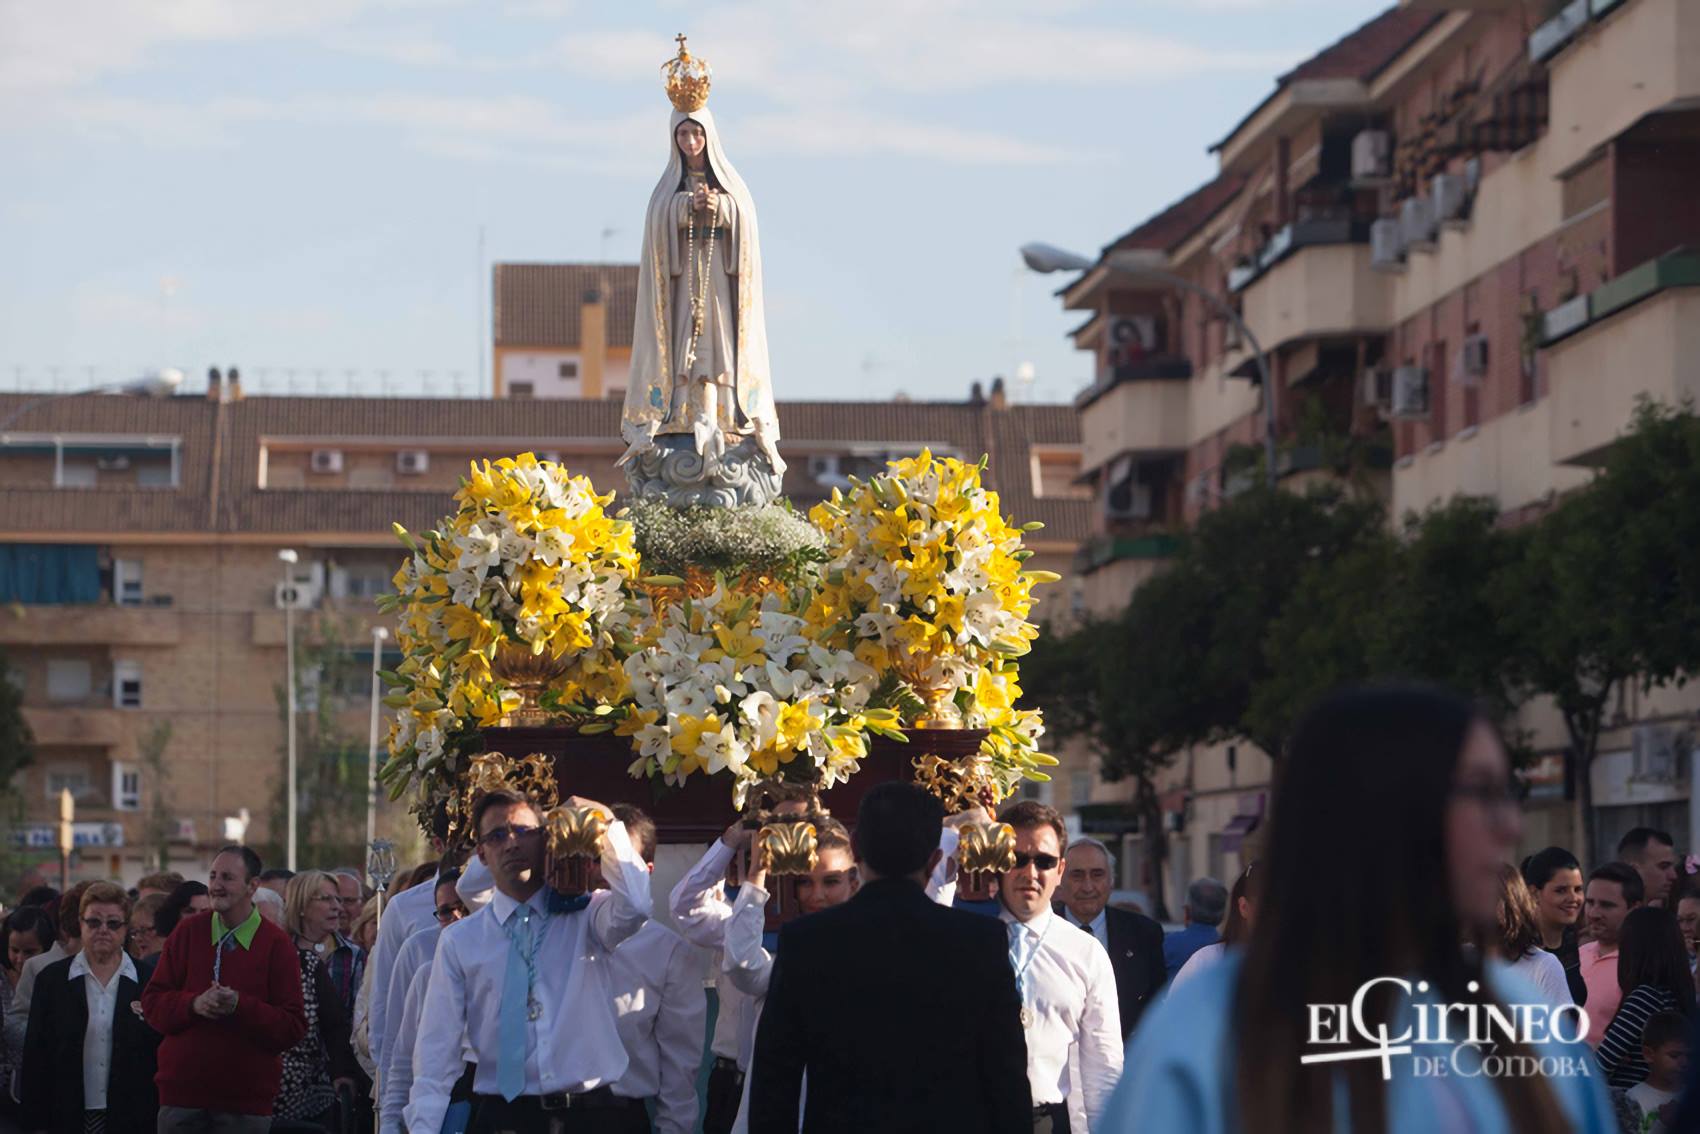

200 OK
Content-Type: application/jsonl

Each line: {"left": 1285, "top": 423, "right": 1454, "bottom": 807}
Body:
{"left": 274, "top": 872, "right": 357, "bottom": 1125}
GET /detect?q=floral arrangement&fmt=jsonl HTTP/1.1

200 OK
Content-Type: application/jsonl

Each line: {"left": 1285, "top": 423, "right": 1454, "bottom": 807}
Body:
{"left": 376, "top": 453, "right": 641, "bottom": 800}
{"left": 806, "top": 450, "right": 1059, "bottom": 795}
{"left": 614, "top": 579, "right": 904, "bottom": 807}
{"left": 625, "top": 499, "right": 825, "bottom": 582}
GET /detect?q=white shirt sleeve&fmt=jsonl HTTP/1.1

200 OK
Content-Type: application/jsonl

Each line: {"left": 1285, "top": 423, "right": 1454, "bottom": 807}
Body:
{"left": 721, "top": 883, "right": 773, "bottom": 999}
{"left": 380, "top": 966, "right": 432, "bottom": 1134}
{"left": 351, "top": 958, "right": 377, "bottom": 1081}
{"left": 369, "top": 884, "right": 427, "bottom": 1073}
{"left": 589, "top": 820, "right": 652, "bottom": 953}
{"left": 669, "top": 839, "right": 737, "bottom": 949}
{"left": 458, "top": 854, "right": 495, "bottom": 913}
{"left": 404, "top": 934, "right": 466, "bottom": 1134}
{"left": 1077, "top": 944, "right": 1126, "bottom": 1131}
{"left": 652, "top": 938, "right": 709, "bottom": 1134}
{"left": 926, "top": 828, "right": 960, "bottom": 906}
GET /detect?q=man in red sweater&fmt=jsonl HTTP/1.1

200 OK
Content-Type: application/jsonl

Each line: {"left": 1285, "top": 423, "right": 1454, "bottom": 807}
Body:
{"left": 142, "top": 844, "right": 309, "bottom": 1134}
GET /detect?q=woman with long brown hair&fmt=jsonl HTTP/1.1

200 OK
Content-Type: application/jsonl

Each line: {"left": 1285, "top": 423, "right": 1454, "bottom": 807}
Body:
{"left": 1101, "top": 686, "right": 1612, "bottom": 1133}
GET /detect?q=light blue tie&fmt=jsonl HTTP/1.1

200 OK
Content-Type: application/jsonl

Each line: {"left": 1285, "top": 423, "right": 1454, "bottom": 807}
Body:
{"left": 497, "top": 906, "right": 532, "bottom": 1101}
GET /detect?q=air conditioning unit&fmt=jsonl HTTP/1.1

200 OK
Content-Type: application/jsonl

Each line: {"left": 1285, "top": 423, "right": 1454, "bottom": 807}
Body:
{"left": 396, "top": 449, "right": 430, "bottom": 476}
{"left": 309, "top": 449, "right": 344, "bottom": 474}
{"left": 1350, "top": 129, "right": 1393, "bottom": 186}
{"left": 96, "top": 455, "right": 131, "bottom": 471}
{"left": 274, "top": 581, "right": 317, "bottom": 611}
{"left": 1460, "top": 334, "right": 1490, "bottom": 382}
{"left": 1361, "top": 367, "right": 1394, "bottom": 409}
{"left": 1390, "top": 366, "right": 1430, "bottom": 418}
{"left": 1401, "top": 196, "right": 1438, "bottom": 252}
{"left": 1630, "top": 724, "right": 1688, "bottom": 785}
{"left": 1371, "top": 218, "right": 1407, "bottom": 272}
{"left": 1433, "top": 173, "right": 1469, "bottom": 227}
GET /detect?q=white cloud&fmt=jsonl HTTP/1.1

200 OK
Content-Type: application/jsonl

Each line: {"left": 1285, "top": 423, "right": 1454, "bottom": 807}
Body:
{"left": 0, "top": 1, "right": 366, "bottom": 93}
{"left": 738, "top": 107, "right": 1094, "bottom": 165}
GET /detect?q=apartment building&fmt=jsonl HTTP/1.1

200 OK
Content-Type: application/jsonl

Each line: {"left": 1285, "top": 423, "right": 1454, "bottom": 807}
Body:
{"left": 492, "top": 263, "right": 638, "bottom": 400}
{"left": 0, "top": 383, "right": 1086, "bottom": 887}
{"left": 1055, "top": 0, "right": 1700, "bottom": 895}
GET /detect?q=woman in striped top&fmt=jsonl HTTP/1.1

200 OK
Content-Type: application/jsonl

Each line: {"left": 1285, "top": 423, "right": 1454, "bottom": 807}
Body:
{"left": 1595, "top": 906, "right": 1696, "bottom": 1089}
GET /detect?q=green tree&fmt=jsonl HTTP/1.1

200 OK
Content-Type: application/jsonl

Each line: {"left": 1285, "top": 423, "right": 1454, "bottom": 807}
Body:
{"left": 1247, "top": 496, "right": 1527, "bottom": 750}
{"left": 1500, "top": 401, "right": 1700, "bottom": 860}
{"left": 273, "top": 615, "right": 373, "bottom": 868}
{"left": 137, "top": 721, "right": 175, "bottom": 870}
{"left": 0, "top": 648, "right": 34, "bottom": 793}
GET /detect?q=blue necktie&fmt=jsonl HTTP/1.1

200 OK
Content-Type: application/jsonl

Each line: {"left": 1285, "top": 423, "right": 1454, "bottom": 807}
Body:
{"left": 497, "top": 906, "right": 532, "bottom": 1101}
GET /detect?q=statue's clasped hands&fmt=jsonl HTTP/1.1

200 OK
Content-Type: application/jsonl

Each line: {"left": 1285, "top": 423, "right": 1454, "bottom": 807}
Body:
{"left": 691, "top": 184, "right": 718, "bottom": 216}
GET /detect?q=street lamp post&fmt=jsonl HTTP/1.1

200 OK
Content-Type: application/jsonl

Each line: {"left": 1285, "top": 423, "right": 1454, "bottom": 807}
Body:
{"left": 278, "top": 548, "right": 300, "bottom": 871}
{"left": 1020, "top": 243, "right": 1278, "bottom": 488}
{"left": 0, "top": 369, "right": 185, "bottom": 437}
{"left": 366, "top": 625, "right": 389, "bottom": 852}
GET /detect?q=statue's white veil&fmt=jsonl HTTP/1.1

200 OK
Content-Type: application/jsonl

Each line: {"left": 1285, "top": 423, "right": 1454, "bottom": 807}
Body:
{"left": 624, "top": 107, "right": 776, "bottom": 443}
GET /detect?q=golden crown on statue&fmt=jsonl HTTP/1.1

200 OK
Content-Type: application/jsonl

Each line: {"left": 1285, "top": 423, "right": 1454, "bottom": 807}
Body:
{"left": 662, "top": 34, "right": 712, "bottom": 112}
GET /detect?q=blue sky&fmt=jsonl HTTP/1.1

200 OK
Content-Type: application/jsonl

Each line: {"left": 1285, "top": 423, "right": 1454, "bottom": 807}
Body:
{"left": 0, "top": 0, "right": 1384, "bottom": 405}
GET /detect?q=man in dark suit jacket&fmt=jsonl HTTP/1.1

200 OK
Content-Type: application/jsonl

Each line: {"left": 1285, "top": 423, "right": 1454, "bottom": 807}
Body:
{"left": 749, "top": 782, "right": 1032, "bottom": 1134}
{"left": 20, "top": 882, "right": 161, "bottom": 1134}
{"left": 1055, "top": 837, "right": 1166, "bottom": 1038}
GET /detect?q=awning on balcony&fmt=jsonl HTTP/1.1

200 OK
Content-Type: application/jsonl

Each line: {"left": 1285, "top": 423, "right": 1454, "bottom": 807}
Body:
{"left": 0, "top": 544, "right": 100, "bottom": 604}
{"left": 1221, "top": 793, "right": 1267, "bottom": 854}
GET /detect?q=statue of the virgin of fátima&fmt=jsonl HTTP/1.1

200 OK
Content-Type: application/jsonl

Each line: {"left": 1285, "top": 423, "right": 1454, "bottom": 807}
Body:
{"left": 620, "top": 36, "right": 785, "bottom": 508}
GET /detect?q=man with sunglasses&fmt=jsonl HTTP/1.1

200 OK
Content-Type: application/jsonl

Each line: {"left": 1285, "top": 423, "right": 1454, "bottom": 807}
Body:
{"left": 142, "top": 845, "right": 309, "bottom": 1134}
{"left": 996, "top": 801, "right": 1121, "bottom": 1134}
{"left": 20, "top": 882, "right": 161, "bottom": 1134}
{"left": 407, "top": 789, "right": 652, "bottom": 1134}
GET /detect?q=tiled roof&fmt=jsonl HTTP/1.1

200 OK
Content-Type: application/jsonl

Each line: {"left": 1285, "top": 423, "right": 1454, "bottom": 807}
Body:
{"left": 0, "top": 394, "right": 1089, "bottom": 544}
{"left": 493, "top": 263, "right": 641, "bottom": 349}
{"left": 1280, "top": 6, "right": 1442, "bottom": 86}
{"left": 1212, "top": 6, "right": 1444, "bottom": 153}
{"left": 1102, "top": 174, "right": 1247, "bottom": 257}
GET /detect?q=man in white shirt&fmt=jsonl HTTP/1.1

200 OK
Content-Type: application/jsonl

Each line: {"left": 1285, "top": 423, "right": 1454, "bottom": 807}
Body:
{"left": 605, "top": 805, "right": 708, "bottom": 1134}
{"left": 669, "top": 802, "right": 808, "bottom": 1134}
{"left": 997, "top": 801, "right": 1122, "bottom": 1134}
{"left": 405, "top": 788, "right": 652, "bottom": 1134}
{"left": 368, "top": 801, "right": 453, "bottom": 1087}
{"left": 377, "top": 873, "right": 467, "bottom": 1134}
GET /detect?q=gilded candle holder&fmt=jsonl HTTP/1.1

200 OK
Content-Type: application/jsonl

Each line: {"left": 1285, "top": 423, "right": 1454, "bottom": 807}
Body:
{"left": 757, "top": 819, "right": 818, "bottom": 922}
{"left": 545, "top": 805, "right": 608, "bottom": 896}
{"left": 955, "top": 821, "right": 1016, "bottom": 902}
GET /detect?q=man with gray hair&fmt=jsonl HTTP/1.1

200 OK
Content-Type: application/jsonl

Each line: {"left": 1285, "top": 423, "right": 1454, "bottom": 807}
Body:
{"left": 1162, "top": 876, "right": 1227, "bottom": 981}
{"left": 1055, "top": 837, "right": 1166, "bottom": 1037}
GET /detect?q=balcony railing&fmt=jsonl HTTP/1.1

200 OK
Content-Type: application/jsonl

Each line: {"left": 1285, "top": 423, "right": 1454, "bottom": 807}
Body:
{"left": 1227, "top": 215, "right": 1373, "bottom": 296}
{"left": 1074, "top": 355, "right": 1194, "bottom": 412}
{"left": 1073, "top": 532, "right": 1182, "bottom": 574}
{"left": 0, "top": 604, "right": 180, "bottom": 646}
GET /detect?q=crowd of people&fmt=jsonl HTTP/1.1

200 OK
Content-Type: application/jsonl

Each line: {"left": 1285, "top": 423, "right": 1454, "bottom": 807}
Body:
{"left": 2, "top": 685, "right": 1698, "bottom": 1132}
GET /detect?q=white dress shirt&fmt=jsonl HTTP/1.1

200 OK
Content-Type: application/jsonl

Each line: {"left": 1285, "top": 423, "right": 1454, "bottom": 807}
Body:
{"left": 608, "top": 921, "right": 708, "bottom": 1134}
{"left": 378, "top": 928, "right": 442, "bottom": 1134}
{"left": 669, "top": 838, "right": 752, "bottom": 1063}
{"left": 405, "top": 821, "right": 651, "bottom": 1134}
{"left": 68, "top": 951, "right": 137, "bottom": 1109}
{"left": 1001, "top": 907, "right": 1123, "bottom": 1131}
{"left": 1061, "top": 907, "right": 1110, "bottom": 953}
{"left": 381, "top": 922, "right": 442, "bottom": 1096}
{"left": 367, "top": 871, "right": 439, "bottom": 1076}
{"left": 383, "top": 961, "right": 434, "bottom": 1134}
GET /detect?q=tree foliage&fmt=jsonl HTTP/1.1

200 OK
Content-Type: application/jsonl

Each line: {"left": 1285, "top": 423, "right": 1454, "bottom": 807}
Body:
{"left": 0, "top": 649, "right": 32, "bottom": 794}
{"left": 1034, "top": 398, "right": 1700, "bottom": 865}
